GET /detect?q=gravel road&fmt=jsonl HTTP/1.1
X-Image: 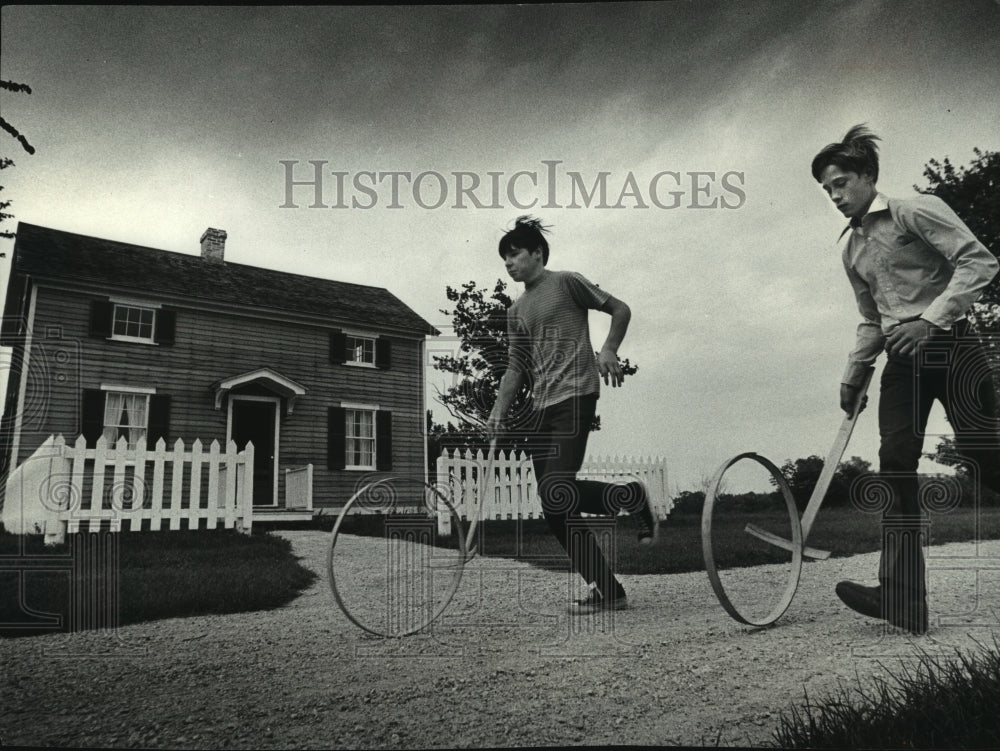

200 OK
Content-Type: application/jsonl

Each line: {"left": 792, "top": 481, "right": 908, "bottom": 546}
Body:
{"left": 4, "top": 531, "right": 1000, "bottom": 749}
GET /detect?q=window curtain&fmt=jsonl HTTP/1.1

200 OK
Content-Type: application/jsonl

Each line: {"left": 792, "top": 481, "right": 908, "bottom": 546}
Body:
{"left": 346, "top": 410, "right": 374, "bottom": 466}
{"left": 102, "top": 392, "right": 148, "bottom": 448}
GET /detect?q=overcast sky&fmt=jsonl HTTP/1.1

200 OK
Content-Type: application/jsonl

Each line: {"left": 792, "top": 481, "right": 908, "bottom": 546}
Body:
{"left": 2, "top": 2, "right": 998, "bottom": 493}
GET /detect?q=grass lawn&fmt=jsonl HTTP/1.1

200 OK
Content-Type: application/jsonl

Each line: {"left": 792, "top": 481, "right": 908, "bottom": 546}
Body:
{"left": 6, "top": 504, "right": 1000, "bottom": 639}
{"left": 424, "top": 504, "right": 1000, "bottom": 576}
{"left": 0, "top": 528, "right": 317, "bottom": 639}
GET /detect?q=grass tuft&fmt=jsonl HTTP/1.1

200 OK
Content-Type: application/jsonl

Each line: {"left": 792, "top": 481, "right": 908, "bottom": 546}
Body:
{"left": 773, "top": 638, "right": 1000, "bottom": 748}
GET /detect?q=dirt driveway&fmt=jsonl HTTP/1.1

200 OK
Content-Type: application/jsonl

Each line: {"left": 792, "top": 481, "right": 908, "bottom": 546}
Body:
{"left": 3, "top": 531, "right": 1000, "bottom": 749}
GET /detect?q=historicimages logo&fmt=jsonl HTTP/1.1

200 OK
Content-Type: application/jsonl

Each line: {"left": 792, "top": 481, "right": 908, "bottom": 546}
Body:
{"left": 279, "top": 159, "right": 746, "bottom": 211}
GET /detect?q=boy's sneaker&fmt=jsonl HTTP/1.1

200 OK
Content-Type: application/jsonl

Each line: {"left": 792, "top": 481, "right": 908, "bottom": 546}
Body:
{"left": 568, "top": 589, "right": 628, "bottom": 615}
{"left": 630, "top": 481, "right": 659, "bottom": 545}
{"left": 835, "top": 581, "right": 881, "bottom": 620}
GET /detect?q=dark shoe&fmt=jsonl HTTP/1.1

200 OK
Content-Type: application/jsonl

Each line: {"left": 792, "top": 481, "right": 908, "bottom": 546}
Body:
{"left": 835, "top": 581, "right": 882, "bottom": 620}
{"left": 568, "top": 589, "right": 628, "bottom": 615}
{"left": 630, "top": 482, "right": 659, "bottom": 545}
{"left": 836, "top": 580, "right": 928, "bottom": 634}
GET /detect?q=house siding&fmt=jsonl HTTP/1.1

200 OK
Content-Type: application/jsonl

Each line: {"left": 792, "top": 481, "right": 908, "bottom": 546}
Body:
{"left": 15, "top": 285, "right": 428, "bottom": 511}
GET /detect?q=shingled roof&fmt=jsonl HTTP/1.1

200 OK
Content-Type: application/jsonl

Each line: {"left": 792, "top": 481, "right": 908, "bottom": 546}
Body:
{"left": 10, "top": 223, "right": 439, "bottom": 336}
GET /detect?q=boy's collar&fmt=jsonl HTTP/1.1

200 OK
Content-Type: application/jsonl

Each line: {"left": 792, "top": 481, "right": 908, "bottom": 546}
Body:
{"left": 851, "top": 192, "right": 889, "bottom": 226}
{"left": 523, "top": 267, "right": 550, "bottom": 290}
{"left": 840, "top": 192, "right": 890, "bottom": 239}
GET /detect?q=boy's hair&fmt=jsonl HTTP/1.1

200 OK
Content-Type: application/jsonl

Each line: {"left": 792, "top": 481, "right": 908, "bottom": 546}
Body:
{"left": 498, "top": 215, "right": 551, "bottom": 265}
{"left": 811, "top": 124, "right": 881, "bottom": 183}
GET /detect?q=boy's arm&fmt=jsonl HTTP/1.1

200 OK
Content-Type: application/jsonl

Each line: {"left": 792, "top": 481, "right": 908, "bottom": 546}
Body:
{"left": 597, "top": 295, "right": 631, "bottom": 388}
{"left": 842, "top": 259, "right": 883, "bottom": 414}
{"left": 487, "top": 313, "right": 527, "bottom": 437}
{"left": 561, "top": 272, "right": 632, "bottom": 387}
{"left": 886, "top": 196, "right": 999, "bottom": 356}
{"left": 487, "top": 368, "right": 525, "bottom": 437}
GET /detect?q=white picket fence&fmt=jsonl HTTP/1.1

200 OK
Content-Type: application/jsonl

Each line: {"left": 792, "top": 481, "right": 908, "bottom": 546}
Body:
{"left": 2, "top": 434, "right": 254, "bottom": 544}
{"left": 434, "top": 448, "right": 671, "bottom": 536}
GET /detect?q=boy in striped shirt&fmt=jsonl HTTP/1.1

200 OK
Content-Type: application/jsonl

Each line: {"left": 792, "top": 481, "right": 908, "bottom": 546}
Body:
{"left": 486, "top": 216, "right": 657, "bottom": 615}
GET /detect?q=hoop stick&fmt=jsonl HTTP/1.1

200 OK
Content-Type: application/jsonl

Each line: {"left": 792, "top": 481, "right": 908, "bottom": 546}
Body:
{"left": 702, "top": 365, "right": 875, "bottom": 627}
{"left": 742, "top": 525, "right": 831, "bottom": 560}
{"left": 744, "top": 366, "right": 875, "bottom": 558}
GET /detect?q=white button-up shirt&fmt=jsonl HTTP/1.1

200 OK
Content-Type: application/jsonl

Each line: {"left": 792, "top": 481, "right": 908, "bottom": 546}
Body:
{"left": 841, "top": 192, "right": 999, "bottom": 387}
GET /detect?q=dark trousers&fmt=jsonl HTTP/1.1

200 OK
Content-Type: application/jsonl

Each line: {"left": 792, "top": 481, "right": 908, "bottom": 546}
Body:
{"left": 878, "top": 322, "right": 1000, "bottom": 604}
{"left": 524, "top": 395, "right": 639, "bottom": 599}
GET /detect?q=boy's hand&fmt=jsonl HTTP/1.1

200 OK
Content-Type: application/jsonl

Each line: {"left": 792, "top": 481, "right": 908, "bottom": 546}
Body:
{"left": 886, "top": 319, "right": 937, "bottom": 357}
{"left": 597, "top": 349, "right": 624, "bottom": 387}
{"left": 485, "top": 411, "right": 502, "bottom": 438}
{"left": 840, "top": 383, "right": 868, "bottom": 416}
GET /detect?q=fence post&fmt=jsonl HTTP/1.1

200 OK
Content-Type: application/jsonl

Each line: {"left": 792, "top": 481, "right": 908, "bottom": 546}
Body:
{"left": 191, "top": 439, "right": 206, "bottom": 529}
{"left": 436, "top": 449, "right": 452, "bottom": 536}
{"left": 168, "top": 438, "right": 185, "bottom": 531}
{"left": 150, "top": 438, "right": 167, "bottom": 532}
{"left": 239, "top": 441, "right": 254, "bottom": 534}
{"left": 130, "top": 437, "right": 149, "bottom": 533}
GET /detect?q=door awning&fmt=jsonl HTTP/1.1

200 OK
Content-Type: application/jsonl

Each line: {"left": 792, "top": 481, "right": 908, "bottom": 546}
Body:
{"left": 212, "top": 368, "right": 307, "bottom": 414}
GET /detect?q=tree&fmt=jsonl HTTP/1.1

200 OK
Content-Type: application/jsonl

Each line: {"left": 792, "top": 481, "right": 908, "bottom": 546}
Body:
{"left": 923, "top": 435, "right": 1000, "bottom": 505}
{"left": 917, "top": 148, "right": 1000, "bottom": 464}
{"left": 924, "top": 435, "right": 964, "bottom": 474}
{"left": 777, "top": 455, "right": 826, "bottom": 509}
{"left": 915, "top": 148, "right": 1000, "bottom": 328}
{"left": 1, "top": 79, "right": 36, "bottom": 241}
{"left": 669, "top": 489, "right": 705, "bottom": 516}
{"left": 431, "top": 279, "right": 515, "bottom": 440}
{"left": 773, "top": 454, "right": 873, "bottom": 510}
{"left": 429, "top": 278, "right": 637, "bottom": 455}
{"left": 836, "top": 455, "right": 874, "bottom": 506}
{"left": 426, "top": 409, "right": 497, "bottom": 471}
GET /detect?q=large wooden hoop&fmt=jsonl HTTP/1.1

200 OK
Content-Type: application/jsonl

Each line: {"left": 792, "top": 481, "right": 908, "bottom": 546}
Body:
{"left": 701, "top": 452, "right": 804, "bottom": 627}
{"left": 327, "top": 478, "right": 467, "bottom": 638}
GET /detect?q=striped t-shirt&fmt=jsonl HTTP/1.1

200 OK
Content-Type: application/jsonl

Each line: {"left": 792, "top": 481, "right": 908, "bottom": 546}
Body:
{"left": 506, "top": 270, "right": 610, "bottom": 410}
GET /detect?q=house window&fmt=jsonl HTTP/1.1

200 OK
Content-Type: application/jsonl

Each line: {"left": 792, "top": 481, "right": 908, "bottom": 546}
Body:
{"left": 345, "top": 409, "right": 375, "bottom": 468}
{"left": 327, "top": 406, "right": 391, "bottom": 471}
{"left": 102, "top": 391, "right": 150, "bottom": 449}
{"left": 112, "top": 304, "right": 156, "bottom": 342}
{"left": 345, "top": 335, "right": 375, "bottom": 365}
{"left": 329, "top": 330, "right": 390, "bottom": 369}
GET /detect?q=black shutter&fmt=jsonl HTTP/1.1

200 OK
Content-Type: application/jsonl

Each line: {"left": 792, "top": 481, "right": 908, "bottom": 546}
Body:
{"left": 328, "top": 406, "right": 346, "bottom": 469}
{"left": 154, "top": 308, "right": 176, "bottom": 346}
{"left": 81, "top": 389, "right": 105, "bottom": 447}
{"left": 375, "top": 338, "right": 392, "bottom": 370}
{"left": 376, "top": 410, "right": 392, "bottom": 471}
{"left": 329, "top": 330, "right": 347, "bottom": 364}
{"left": 89, "top": 300, "right": 113, "bottom": 338}
{"left": 148, "top": 395, "right": 171, "bottom": 446}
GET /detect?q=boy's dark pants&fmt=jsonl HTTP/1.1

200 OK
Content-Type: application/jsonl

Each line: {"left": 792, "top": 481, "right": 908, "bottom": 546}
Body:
{"left": 878, "top": 322, "right": 1000, "bottom": 616}
{"left": 525, "top": 394, "right": 638, "bottom": 599}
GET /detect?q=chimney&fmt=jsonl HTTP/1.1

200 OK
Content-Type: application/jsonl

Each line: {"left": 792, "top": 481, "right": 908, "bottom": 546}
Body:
{"left": 200, "top": 228, "right": 227, "bottom": 263}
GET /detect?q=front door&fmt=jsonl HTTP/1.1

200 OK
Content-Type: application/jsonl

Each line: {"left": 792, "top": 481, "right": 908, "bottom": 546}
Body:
{"left": 230, "top": 398, "right": 277, "bottom": 506}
